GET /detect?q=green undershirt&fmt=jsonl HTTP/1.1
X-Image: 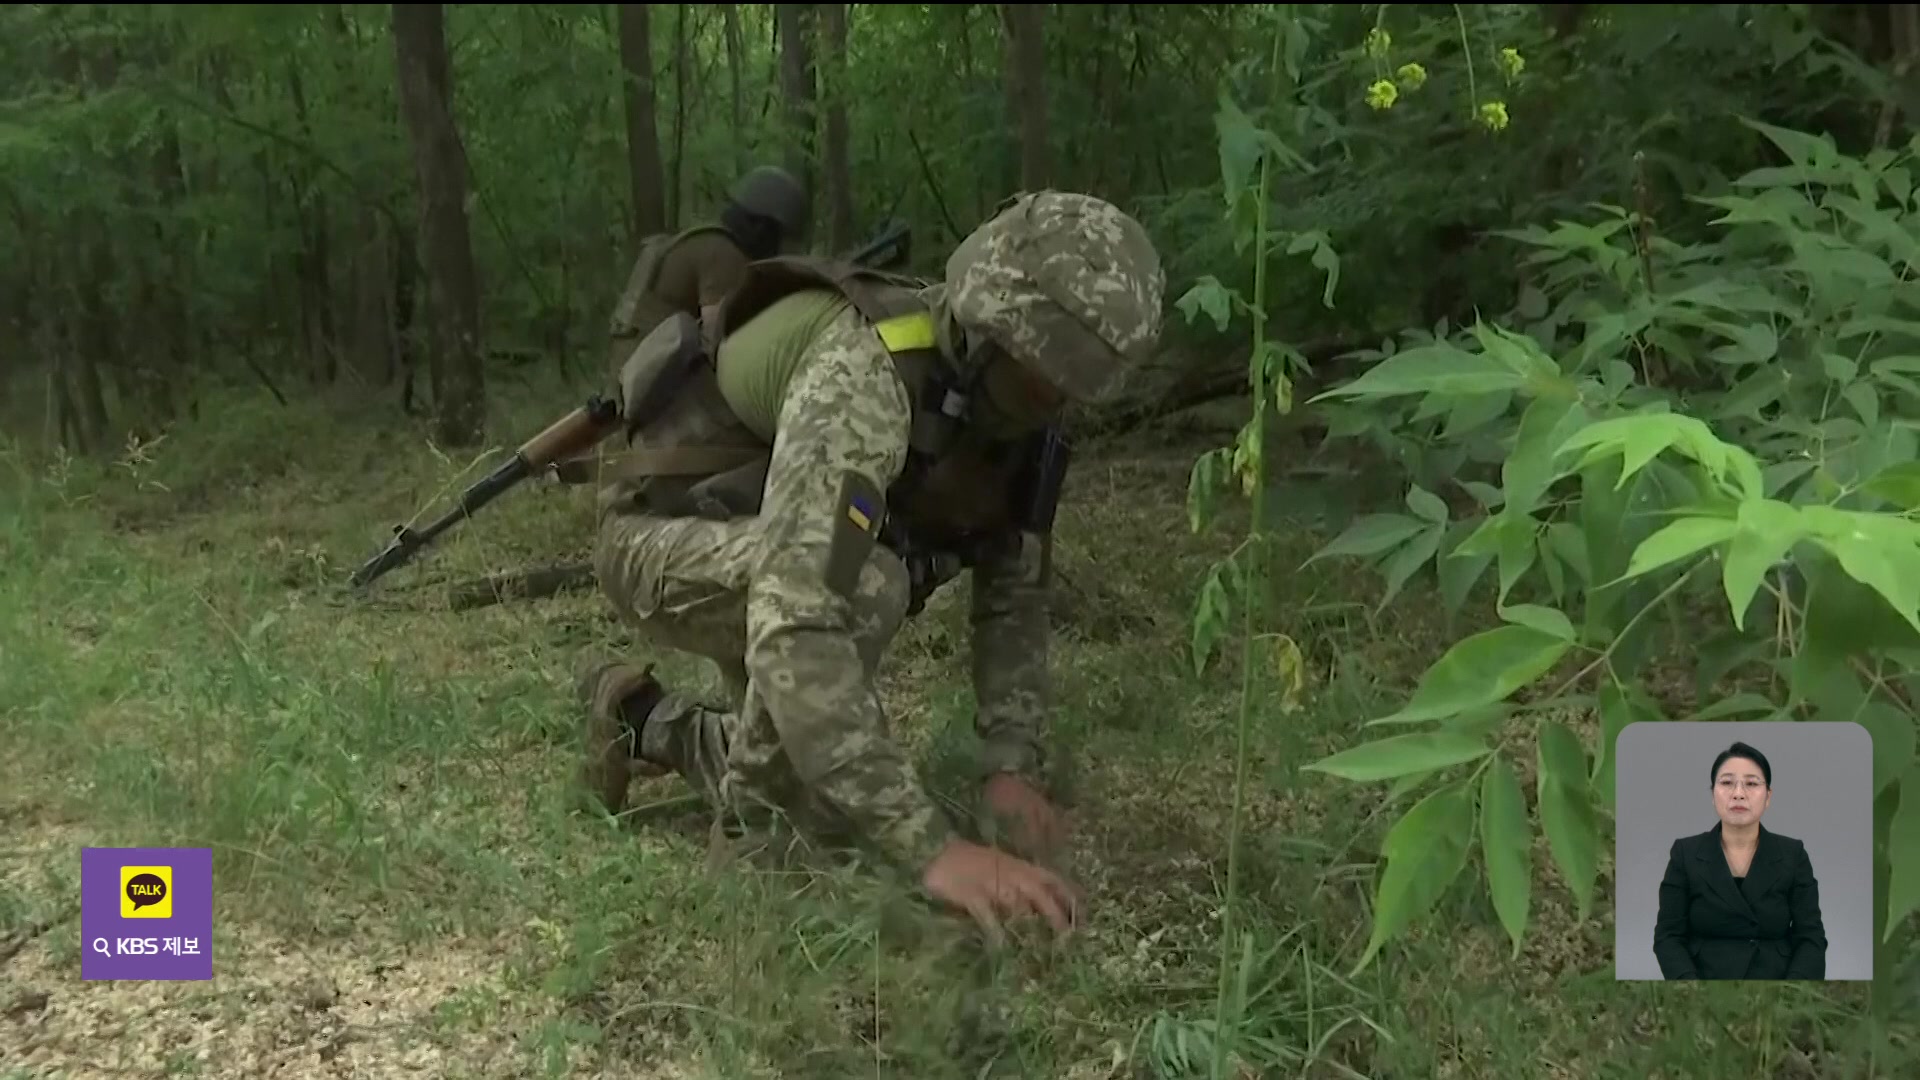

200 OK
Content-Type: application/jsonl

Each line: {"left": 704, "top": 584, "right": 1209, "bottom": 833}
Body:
{"left": 714, "top": 287, "right": 854, "bottom": 442}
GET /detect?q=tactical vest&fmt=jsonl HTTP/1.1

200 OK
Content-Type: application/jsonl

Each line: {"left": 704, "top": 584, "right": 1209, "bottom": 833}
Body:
{"left": 606, "top": 224, "right": 735, "bottom": 375}
{"left": 602, "top": 254, "right": 1056, "bottom": 610}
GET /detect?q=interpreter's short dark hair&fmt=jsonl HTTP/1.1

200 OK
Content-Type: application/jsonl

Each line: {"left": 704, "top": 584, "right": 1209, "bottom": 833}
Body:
{"left": 1711, "top": 741, "right": 1772, "bottom": 788}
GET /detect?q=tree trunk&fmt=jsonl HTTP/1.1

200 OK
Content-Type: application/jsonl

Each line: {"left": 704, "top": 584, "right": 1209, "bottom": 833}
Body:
{"left": 70, "top": 235, "right": 114, "bottom": 450}
{"left": 669, "top": 4, "right": 691, "bottom": 227}
{"left": 999, "top": 4, "right": 1050, "bottom": 193}
{"left": 347, "top": 207, "right": 397, "bottom": 386}
{"left": 821, "top": 3, "right": 854, "bottom": 251}
{"left": 723, "top": 3, "right": 746, "bottom": 172}
{"left": 393, "top": 218, "right": 421, "bottom": 412}
{"left": 139, "top": 121, "right": 188, "bottom": 427}
{"left": 617, "top": 3, "right": 667, "bottom": 244}
{"left": 776, "top": 3, "right": 817, "bottom": 224}
{"left": 391, "top": 2, "right": 486, "bottom": 446}
{"left": 287, "top": 57, "right": 338, "bottom": 384}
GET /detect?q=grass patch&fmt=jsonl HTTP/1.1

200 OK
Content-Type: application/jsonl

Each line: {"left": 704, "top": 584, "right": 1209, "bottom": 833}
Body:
{"left": 0, "top": 374, "right": 1901, "bottom": 1078}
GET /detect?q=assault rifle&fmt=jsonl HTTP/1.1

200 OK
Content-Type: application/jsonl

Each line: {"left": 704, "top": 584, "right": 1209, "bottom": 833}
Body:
{"left": 347, "top": 219, "right": 916, "bottom": 593}
{"left": 348, "top": 395, "right": 622, "bottom": 589}
{"left": 847, "top": 217, "right": 912, "bottom": 272}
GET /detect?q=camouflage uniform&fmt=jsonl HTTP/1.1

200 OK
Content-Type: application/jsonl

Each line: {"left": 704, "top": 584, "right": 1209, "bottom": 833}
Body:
{"left": 581, "top": 191, "right": 1165, "bottom": 875}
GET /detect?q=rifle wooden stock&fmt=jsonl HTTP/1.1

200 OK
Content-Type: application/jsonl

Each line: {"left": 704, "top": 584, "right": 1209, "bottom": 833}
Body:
{"left": 521, "top": 397, "right": 622, "bottom": 467}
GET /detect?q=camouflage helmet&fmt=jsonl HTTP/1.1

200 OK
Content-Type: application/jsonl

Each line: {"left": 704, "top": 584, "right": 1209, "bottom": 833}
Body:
{"left": 728, "top": 165, "right": 809, "bottom": 238}
{"left": 944, "top": 190, "right": 1165, "bottom": 405}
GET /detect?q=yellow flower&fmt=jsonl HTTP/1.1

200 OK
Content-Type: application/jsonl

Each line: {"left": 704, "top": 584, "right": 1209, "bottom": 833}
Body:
{"left": 1479, "top": 100, "right": 1510, "bottom": 131}
{"left": 1365, "top": 27, "right": 1391, "bottom": 61}
{"left": 1396, "top": 62, "right": 1427, "bottom": 90}
{"left": 1367, "top": 79, "right": 1399, "bottom": 111}
{"left": 1498, "top": 47, "right": 1525, "bottom": 81}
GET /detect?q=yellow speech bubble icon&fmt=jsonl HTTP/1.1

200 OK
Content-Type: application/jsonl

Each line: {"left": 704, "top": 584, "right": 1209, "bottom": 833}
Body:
{"left": 121, "top": 865, "right": 173, "bottom": 919}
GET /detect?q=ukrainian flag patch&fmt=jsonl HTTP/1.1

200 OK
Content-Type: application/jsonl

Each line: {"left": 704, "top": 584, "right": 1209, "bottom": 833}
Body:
{"left": 826, "top": 472, "right": 885, "bottom": 599}
{"left": 847, "top": 492, "right": 876, "bottom": 532}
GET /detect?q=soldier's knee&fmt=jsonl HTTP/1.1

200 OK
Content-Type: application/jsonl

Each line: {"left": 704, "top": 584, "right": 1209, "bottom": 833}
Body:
{"left": 593, "top": 512, "right": 668, "bottom": 625}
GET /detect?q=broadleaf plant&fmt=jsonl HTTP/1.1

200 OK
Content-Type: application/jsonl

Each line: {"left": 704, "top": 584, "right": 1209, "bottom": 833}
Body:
{"left": 1300, "top": 122, "right": 1920, "bottom": 992}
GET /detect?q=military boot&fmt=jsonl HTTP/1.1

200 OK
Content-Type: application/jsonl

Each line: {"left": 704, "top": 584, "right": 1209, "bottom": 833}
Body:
{"left": 572, "top": 657, "right": 668, "bottom": 816}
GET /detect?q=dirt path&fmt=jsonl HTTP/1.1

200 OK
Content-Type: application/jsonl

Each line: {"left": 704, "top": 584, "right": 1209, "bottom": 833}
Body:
{"left": 0, "top": 822, "right": 713, "bottom": 1080}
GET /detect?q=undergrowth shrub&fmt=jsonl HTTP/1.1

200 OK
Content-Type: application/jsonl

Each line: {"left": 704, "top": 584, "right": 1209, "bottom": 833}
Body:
{"left": 1296, "top": 122, "right": 1920, "bottom": 1004}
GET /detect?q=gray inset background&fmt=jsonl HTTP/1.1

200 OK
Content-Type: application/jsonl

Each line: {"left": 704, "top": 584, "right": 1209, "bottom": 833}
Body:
{"left": 1613, "top": 721, "right": 1874, "bottom": 980}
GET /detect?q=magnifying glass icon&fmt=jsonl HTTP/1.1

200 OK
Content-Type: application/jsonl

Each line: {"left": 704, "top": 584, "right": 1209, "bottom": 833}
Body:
{"left": 91, "top": 938, "right": 111, "bottom": 957}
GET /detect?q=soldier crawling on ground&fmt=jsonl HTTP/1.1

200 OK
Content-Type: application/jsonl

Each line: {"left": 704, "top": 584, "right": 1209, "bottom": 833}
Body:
{"left": 576, "top": 190, "right": 1167, "bottom": 945}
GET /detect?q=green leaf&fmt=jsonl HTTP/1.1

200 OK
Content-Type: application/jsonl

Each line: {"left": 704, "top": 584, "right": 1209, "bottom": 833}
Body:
{"left": 1688, "top": 693, "right": 1785, "bottom": 721}
{"left": 1741, "top": 117, "right": 1834, "bottom": 167}
{"left": 1887, "top": 765, "right": 1920, "bottom": 943}
{"left": 1442, "top": 390, "right": 1512, "bottom": 440}
{"left": 1539, "top": 533, "right": 1568, "bottom": 605}
{"left": 1307, "top": 513, "right": 1429, "bottom": 563}
{"left": 1385, "top": 769, "right": 1435, "bottom": 801}
{"left": 1186, "top": 448, "right": 1231, "bottom": 533}
{"left": 1305, "top": 732, "right": 1493, "bottom": 782}
{"left": 1620, "top": 516, "right": 1738, "bottom": 583}
{"left": 1285, "top": 230, "right": 1343, "bottom": 309}
{"left": 1175, "top": 277, "right": 1235, "bottom": 333}
{"left": 1844, "top": 382, "right": 1881, "bottom": 430}
{"left": 1557, "top": 414, "right": 1683, "bottom": 489}
{"left": 1496, "top": 514, "right": 1540, "bottom": 608}
{"left": 1799, "top": 549, "right": 1920, "bottom": 660}
{"left": 1215, "top": 94, "right": 1265, "bottom": 212}
{"left": 1503, "top": 396, "right": 1586, "bottom": 520}
{"left": 1721, "top": 499, "right": 1805, "bottom": 630}
{"left": 1537, "top": 721, "right": 1601, "bottom": 920}
{"left": 1764, "top": 459, "right": 1817, "bottom": 498}
{"left": 1311, "top": 343, "right": 1531, "bottom": 401}
{"left": 1558, "top": 413, "right": 1763, "bottom": 499}
{"left": 1469, "top": 320, "right": 1567, "bottom": 389}
{"left": 1353, "top": 780, "right": 1475, "bottom": 973}
{"left": 1372, "top": 625, "right": 1572, "bottom": 725}
{"left": 1593, "top": 682, "right": 1663, "bottom": 808}
{"left": 1190, "top": 563, "right": 1234, "bottom": 676}
{"left": 1863, "top": 462, "right": 1920, "bottom": 511}
{"left": 1855, "top": 703, "right": 1916, "bottom": 796}
{"left": 1807, "top": 527, "right": 1920, "bottom": 637}
{"left": 1437, "top": 520, "right": 1495, "bottom": 613}
{"left": 1499, "top": 603, "right": 1575, "bottom": 641}
{"left": 1462, "top": 481, "right": 1504, "bottom": 510}
{"left": 1695, "top": 632, "right": 1774, "bottom": 706}
{"left": 1479, "top": 756, "right": 1532, "bottom": 959}
{"left": 1716, "top": 366, "right": 1790, "bottom": 419}
{"left": 1406, "top": 484, "right": 1449, "bottom": 524}
{"left": 1544, "top": 522, "right": 1591, "bottom": 584}
{"left": 1377, "top": 524, "right": 1444, "bottom": 609}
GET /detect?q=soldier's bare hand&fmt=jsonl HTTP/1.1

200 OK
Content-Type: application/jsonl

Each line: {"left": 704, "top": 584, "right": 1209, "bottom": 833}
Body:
{"left": 921, "top": 837, "right": 1083, "bottom": 946}
{"left": 982, "top": 771, "right": 1067, "bottom": 862}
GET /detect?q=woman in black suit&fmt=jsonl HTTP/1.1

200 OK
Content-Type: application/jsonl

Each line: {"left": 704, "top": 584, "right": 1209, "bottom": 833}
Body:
{"left": 1652, "top": 741, "right": 1827, "bottom": 979}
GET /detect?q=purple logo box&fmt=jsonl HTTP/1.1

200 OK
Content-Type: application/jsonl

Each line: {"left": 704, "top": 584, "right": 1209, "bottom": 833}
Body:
{"left": 81, "top": 847, "right": 213, "bottom": 981}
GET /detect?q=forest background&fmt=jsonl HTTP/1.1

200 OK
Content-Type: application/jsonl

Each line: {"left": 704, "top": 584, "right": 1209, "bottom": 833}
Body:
{"left": 4, "top": 3, "right": 1920, "bottom": 1078}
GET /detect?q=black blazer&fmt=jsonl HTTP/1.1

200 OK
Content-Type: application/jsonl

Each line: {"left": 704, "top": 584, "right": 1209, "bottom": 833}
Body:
{"left": 1652, "top": 822, "right": 1826, "bottom": 980}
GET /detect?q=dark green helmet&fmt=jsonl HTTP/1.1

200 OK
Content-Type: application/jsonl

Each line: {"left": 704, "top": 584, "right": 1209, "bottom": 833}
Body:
{"left": 728, "top": 166, "right": 809, "bottom": 239}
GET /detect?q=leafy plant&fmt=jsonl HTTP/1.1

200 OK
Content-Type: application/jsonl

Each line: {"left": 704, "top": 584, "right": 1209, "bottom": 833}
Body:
{"left": 1300, "top": 120, "right": 1920, "bottom": 999}
{"left": 1176, "top": 8, "right": 1345, "bottom": 1077}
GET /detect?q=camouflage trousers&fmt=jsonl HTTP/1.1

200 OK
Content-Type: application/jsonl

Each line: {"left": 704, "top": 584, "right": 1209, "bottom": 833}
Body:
{"left": 593, "top": 507, "right": 913, "bottom": 847}
{"left": 590, "top": 311, "right": 931, "bottom": 866}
